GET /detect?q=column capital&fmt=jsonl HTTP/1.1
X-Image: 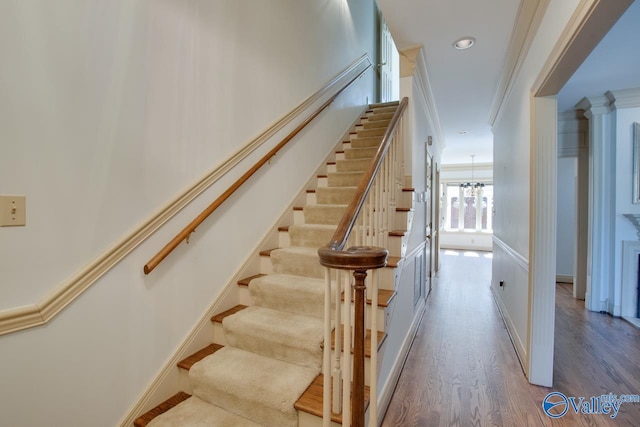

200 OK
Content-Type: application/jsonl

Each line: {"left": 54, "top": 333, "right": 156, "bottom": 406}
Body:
{"left": 575, "top": 95, "right": 611, "bottom": 119}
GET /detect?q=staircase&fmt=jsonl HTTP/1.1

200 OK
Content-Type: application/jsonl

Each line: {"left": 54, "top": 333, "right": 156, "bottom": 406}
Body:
{"left": 134, "top": 101, "right": 410, "bottom": 427}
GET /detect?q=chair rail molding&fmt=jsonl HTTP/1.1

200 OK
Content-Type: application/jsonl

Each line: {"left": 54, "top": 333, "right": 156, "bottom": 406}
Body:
{"left": 0, "top": 54, "right": 373, "bottom": 337}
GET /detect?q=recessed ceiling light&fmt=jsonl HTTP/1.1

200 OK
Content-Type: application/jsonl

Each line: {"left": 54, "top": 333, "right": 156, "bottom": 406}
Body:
{"left": 458, "top": 130, "right": 469, "bottom": 135}
{"left": 453, "top": 37, "right": 475, "bottom": 50}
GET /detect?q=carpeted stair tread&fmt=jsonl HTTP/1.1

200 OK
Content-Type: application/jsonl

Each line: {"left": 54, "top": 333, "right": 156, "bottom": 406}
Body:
{"left": 316, "top": 186, "right": 357, "bottom": 205}
{"left": 345, "top": 146, "right": 378, "bottom": 159}
{"left": 190, "top": 346, "right": 319, "bottom": 427}
{"left": 135, "top": 392, "right": 191, "bottom": 427}
{"left": 367, "top": 112, "right": 394, "bottom": 121}
{"left": 349, "top": 136, "right": 383, "bottom": 149}
{"left": 249, "top": 273, "right": 332, "bottom": 318}
{"left": 146, "top": 395, "right": 262, "bottom": 427}
{"left": 328, "top": 171, "right": 364, "bottom": 187}
{"left": 223, "top": 305, "right": 324, "bottom": 368}
{"left": 354, "top": 127, "right": 386, "bottom": 138}
{"left": 336, "top": 158, "right": 372, "bottom": 172}
{"left": 303, "top": 204, "right": 347, "bottom": 224}
{"left": 294, "top": 374, "right": 370, "bottom": 424}
{"left": 178, "top": 344, "right": 224, "bottom": 371}
{"left": 211, "top": 305, "right": 248, "bottom": 324}
{"left": 288, "top": 224, "right": 337, "bottom": 248}
{"left": 270, "top": 246, "right": 324, "bottom": 279}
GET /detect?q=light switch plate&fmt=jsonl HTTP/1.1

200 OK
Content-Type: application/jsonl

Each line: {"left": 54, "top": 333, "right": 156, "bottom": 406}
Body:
{"left": 0, "top": 195, "right": 26, "bottom": 227}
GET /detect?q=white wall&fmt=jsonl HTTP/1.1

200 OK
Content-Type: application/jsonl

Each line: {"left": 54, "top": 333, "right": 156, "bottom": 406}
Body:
{"left": 556, "top": 157, "right": 577, "bottom": 277}
{"left": 0, "top": 1, "right": 378, "bottom": 425}
{"left": 491, "top": 0, "right": 582, "bottom": 374}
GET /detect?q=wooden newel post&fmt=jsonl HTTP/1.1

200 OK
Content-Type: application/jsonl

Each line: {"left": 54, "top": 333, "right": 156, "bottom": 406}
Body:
{"left": 352, "top": 269, "right": 368, "bottom": 427}
{"left": 318, "top": 245, "right": 388, "bottom": 427}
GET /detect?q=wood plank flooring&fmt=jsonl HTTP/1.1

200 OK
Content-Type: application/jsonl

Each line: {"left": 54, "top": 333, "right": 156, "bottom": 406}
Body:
{"left": 381, "top": 250, "right": 640, "bottom": 426}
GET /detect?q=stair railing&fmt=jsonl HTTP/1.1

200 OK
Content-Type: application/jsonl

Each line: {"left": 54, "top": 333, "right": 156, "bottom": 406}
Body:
{"left": 143, "top": 61, "right": 371, "bottom": 275}
{"left": 318, "top": 97, "right": 408, "bottom": 427}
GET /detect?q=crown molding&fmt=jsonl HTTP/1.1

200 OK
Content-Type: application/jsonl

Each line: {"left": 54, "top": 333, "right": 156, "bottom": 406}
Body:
{"left": 605, "top": 87, "right": 640, "bottom": 110}
{"left": 489, "top": 0, "right": 550, "bottom": 127}
{"left": 442, "top": 162, "right": 493, "bottom": 172}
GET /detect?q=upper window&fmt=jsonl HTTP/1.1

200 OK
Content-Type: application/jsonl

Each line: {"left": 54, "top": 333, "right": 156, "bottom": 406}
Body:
{"left": 443, "top": 183, "right": 493, "bottom": 232}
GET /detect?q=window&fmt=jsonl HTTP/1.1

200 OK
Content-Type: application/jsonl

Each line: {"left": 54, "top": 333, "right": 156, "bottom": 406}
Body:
{"left": 443, "top": 183, "right": 493, "bottom": 232}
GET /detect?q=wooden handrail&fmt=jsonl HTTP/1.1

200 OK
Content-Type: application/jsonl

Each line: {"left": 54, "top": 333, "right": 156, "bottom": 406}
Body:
{"left": 144, "top": 64, "right": 371, "bottom": 274}
{"left": 318, "top": 96, "right": 408, "bottom": 427}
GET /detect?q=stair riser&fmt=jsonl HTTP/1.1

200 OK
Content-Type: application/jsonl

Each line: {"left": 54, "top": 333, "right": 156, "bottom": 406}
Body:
{"left": 400, "top": 190, "right": 414, "bottom": 209}
{"left": 278, "top": 230, "right": 291, "bottom": 247}
{"left": 354, "top": 128, "right": 385, "bottom": 138}
{"left": 395, "top": 210, "right": 413, "bottom": 230}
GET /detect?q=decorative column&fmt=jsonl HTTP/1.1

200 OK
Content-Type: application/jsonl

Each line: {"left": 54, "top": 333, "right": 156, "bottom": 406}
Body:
{"left": 576, "top": 96, "right": 615, "bottom": 312}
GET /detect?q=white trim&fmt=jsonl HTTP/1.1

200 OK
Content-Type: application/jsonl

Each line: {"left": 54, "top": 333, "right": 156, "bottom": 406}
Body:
{"left": 376, "top": 297, "right": 425, "bottom": 426}
{"left": 556, "top": 274, "right": 574, "bottom": 284}
{"left": 491, "top": 285, "right": 527, "bottom": 371}
{"left": 0, "top": 54, "right": 373, "bottom": 337}
{"left": 493, "top": 235, "right": 529, "bottom": 272}
{"left": 620, "top": 240, "right": 640, "bottom": 319}
{"left": 606, "top": 87, "right": 640, "bottom": 110}
{"left": 533, "top": 0, "right": 634, "bottom": 97}
{"left": 527, "top": 96, "right": 557, "bottom": 388}
{"left": 441, "top": 163, "right": 493, "bottom": 173}
{"left": 490, "top": 0, "right": 550, "bottom": 127}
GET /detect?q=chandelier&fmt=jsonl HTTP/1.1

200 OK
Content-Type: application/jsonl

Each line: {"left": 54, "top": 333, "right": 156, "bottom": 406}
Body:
{"left": 460, "top": 154, "right": 484, "bottom": 196}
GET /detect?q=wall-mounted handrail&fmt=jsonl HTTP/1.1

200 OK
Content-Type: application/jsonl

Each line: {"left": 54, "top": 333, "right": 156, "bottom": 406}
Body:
{"left": 318, "top": 97, "right": 408, "bottom": 427}
{"left": 144, "top": 64, "right": 372, "bottom": 274}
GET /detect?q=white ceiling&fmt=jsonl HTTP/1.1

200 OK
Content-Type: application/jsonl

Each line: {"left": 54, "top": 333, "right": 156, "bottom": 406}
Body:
{"left": 378, "top": 0, "right": 640, "bottom": 165}
{"left": 378, "top": 0, "right": 521, "bottom": 165}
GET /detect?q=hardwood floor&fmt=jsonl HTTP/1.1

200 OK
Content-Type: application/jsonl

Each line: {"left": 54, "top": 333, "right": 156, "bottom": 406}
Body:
{"left": 381, "top": 250, "right": 640, "bottom": 426}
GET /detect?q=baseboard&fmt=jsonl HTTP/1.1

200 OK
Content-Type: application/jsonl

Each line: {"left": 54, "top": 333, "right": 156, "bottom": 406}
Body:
{"left": 376, "top": 297, "right": 426, "bottom": 426}
{"left": 490, "top": 285, "right": 527, "bottom": 375}
{"left": 556, "top": 274, "right": 573, "bottom": 284}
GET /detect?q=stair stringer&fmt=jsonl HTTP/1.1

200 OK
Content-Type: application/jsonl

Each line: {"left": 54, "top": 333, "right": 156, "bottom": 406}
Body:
{"left": 123, "top": 108, "right": 368, "bottom": 426}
